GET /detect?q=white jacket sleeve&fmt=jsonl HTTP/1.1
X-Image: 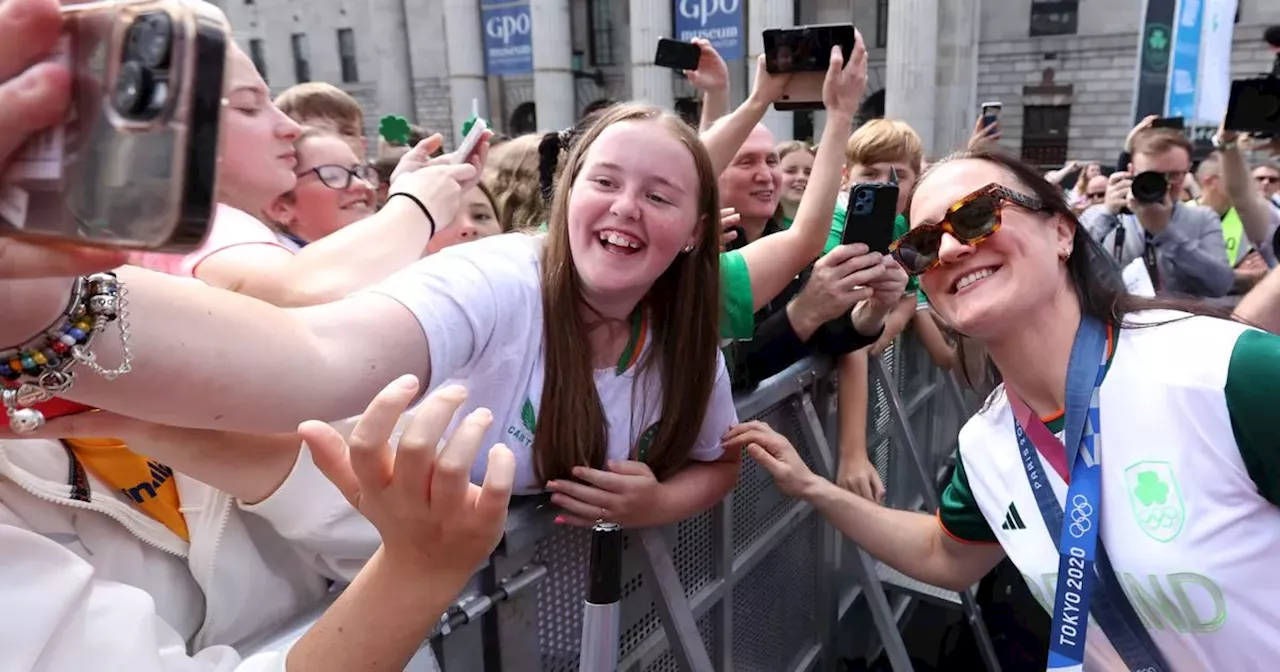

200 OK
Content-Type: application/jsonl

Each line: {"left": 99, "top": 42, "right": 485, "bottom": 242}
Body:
{"left": 237, "top": 440, "right": 381, "bottom": 583}
{"left": 0, "top": 520, "right": 290, "bottom": 672}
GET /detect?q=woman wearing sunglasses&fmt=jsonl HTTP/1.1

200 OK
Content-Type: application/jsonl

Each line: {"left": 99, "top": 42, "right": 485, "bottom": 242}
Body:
{"left": 732, "top": 147, "right": 1280, "bottom": 671}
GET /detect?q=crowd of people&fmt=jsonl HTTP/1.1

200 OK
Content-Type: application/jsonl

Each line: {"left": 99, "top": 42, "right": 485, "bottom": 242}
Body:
{"left": 3, "top": 0, "right": 1280, "bottom": 670}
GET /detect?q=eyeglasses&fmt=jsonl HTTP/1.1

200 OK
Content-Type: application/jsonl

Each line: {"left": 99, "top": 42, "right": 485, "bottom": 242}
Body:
{"left": 298, "top": 164, "right": 380, "bottom": 190}
{"left": 889, "top": 183, "right": 1044, "bottom": 276}
{"left": 1256, "top": 175, "right": 1279, "bottom": 185}
{"left": 1087, "top": 191, "right": 1106, "bottom": 200}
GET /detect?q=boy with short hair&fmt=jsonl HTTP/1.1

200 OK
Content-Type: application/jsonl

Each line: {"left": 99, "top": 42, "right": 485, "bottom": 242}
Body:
{"left": 274, "top": 82, "right": 367, "bottom": 158}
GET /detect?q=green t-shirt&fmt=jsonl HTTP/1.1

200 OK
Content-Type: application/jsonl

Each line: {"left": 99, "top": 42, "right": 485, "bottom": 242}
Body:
{"left": 940, "top": 326, "right": 1280, "bottom": 543}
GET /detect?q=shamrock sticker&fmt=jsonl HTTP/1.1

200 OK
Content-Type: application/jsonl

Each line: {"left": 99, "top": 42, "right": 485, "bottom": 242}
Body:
{"left": 1133, "top": 470, "right": 1169, "bottom": 506}
{"left": 379, "top": 115, "right": 411, "bottom": 146}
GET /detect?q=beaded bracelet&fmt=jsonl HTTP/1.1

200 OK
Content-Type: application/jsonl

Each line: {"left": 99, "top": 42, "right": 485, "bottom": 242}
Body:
{"left": 2, "top": 272, "right": 132, "bottom": 434}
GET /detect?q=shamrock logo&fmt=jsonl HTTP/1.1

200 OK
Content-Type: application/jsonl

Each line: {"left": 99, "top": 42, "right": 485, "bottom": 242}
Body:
{"left": 521, "top": 398, "right": 537, "bottom": 434}
{"left": 1133, "top": 470, "right": 1169, "bottom": 506}
{"left": 379, "top": 115, "right": 412, "bottom": 146}
{"left": 1147, "top": 27, "right": 1169, "bottom": 52}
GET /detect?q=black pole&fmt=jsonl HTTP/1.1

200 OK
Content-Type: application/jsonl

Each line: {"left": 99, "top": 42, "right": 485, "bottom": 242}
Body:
{"left": 579, "top": 522, "right": 623, "bottom": 672}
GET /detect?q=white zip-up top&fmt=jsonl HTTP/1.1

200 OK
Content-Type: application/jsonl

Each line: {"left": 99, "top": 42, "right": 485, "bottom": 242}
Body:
{"left": 0, "top": 437, "right": 382, "bottom": 671}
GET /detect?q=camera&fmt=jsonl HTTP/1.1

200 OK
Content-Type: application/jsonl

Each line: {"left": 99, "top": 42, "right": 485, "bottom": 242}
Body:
{"left": 1222, "top": 26, "right": 1280, "bottom": 137}
{"left": 113, "top": 12, "right": 173, "bottom": 119}
{"left": 1130, "top": 171, "right": 1168, "bottom": 205}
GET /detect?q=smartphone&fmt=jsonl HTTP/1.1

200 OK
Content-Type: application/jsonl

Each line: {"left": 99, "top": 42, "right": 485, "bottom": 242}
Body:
{"left": 654, "top": 38, "right": 701, "bottom": 71}
{"left": 0, "top": 0, "right": 230, "bottom": 252}
{"left": 763, "top": 24, "right": 856, "bottom": 73}
{"left": 1152, "top": 116, "right": 1186, "bottom": 130}
{"left": 764, "top": 24, "right": 857, "bottom": 112}
{"left": 842, "top": 180, "right": 899, "bottom": 255}
{"left": 980, "top": 102, "right": 1002, "bottom": 137}
{"left": 1223, "top": 77, "right": 1280, "bottom": 136}
{"left": 453, "top": 117, "right": 488, "bottom": 164}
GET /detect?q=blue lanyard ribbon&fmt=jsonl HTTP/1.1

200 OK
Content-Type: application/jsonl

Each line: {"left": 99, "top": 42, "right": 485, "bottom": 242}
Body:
{"left": 1010, "top": 316, "right": 1168, "bottom": 672}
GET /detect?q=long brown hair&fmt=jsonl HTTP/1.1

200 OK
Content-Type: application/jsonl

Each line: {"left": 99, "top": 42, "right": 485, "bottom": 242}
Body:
{"left": 907, "top": 147, "right": 1229, "bottom": 391}
{"left": 534, "top": 103, "right": 722, "bottom": 483}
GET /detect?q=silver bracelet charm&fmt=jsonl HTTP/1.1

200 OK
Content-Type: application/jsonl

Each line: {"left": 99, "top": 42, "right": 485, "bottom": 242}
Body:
{"left": 2, "top": 272, "right": 133, "bottom": 434}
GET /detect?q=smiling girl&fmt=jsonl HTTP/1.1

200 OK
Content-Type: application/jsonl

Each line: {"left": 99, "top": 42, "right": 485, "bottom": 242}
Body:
{"left": 1, "top": 103, "right": 737, "bottom": 528}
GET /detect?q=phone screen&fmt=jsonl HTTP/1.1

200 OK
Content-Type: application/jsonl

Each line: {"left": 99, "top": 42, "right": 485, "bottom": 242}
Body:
{"left": 981, "top": 103, "right": 1002, "bottom": 135}
{"left": 654, "top": 38, "right": 701, "bottom": 71}
{"left": 763, "top": 24, "right": 856, "bottom": 74}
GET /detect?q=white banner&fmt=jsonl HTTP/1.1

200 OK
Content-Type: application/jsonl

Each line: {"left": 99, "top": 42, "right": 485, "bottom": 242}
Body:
{"left": 1194, "top": 0, "right": 1238, "bottom": 124}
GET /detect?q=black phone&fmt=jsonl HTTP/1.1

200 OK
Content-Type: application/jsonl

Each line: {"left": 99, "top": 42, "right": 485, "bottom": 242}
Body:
{"left": 654, "top": 38, "right": 701, "bottom": 71}
{"left": 1224, "top": 77, "right": 1280, "bottom": 136}
{"left": 763, "top": 23, "right": 856, "bottom": 74}
{"left": 1152, "top": 116, "right": 1185, "bottom": 130}
{"left": 842, "top": 181, "right": 899, "bottom": 255}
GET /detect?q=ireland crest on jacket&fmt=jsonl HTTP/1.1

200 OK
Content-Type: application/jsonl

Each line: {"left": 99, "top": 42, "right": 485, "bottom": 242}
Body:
{"left": 1123, "top": 460, "right": 1185, "bottom": 543}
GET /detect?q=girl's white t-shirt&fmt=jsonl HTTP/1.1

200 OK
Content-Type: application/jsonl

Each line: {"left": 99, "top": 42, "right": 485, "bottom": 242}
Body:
{"left": 366, "top": 232, "right": 737, "bottom": 494}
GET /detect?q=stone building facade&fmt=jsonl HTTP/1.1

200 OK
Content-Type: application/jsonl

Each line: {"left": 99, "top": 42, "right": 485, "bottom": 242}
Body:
{"left": 214, "top": 0, "right": 1280, "bottom": 165}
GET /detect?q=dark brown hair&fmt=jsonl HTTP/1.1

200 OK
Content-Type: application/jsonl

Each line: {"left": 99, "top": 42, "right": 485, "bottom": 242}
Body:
{"left": 535, "top": 103, "right": 721, "bottom": 482}
{"left": 908, "top": 147, "right": 1228, "bottom": 390}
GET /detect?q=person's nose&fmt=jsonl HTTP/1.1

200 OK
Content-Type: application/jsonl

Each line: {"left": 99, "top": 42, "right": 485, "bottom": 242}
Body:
{"left": 609, "top": 190, "right": 642, "bottom": 220}
{"left": 277, "top": 111, "right": 303, "bottom": 142}
{"left": 937, "top": 231, "right": 976, "bottom": 265}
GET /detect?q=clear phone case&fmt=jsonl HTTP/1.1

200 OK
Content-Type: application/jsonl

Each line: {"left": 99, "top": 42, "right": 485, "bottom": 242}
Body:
{"left": 0, "top": 0, "right": 229, "bottom": 252}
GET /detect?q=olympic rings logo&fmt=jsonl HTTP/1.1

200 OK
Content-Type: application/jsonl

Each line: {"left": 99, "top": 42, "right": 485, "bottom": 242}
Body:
{"left": 1068, "top": 494, "right": 1093, "bottom": 538}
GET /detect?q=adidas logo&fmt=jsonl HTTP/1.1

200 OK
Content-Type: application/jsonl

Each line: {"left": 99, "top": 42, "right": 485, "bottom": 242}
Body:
{"left": 1001, "top": 502, "right": 1027, "bottom": 531}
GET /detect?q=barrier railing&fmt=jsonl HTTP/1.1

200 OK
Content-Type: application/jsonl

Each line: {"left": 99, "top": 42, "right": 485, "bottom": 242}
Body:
{"left": 248, "top": 334, "right": 1000, "bottom": 671}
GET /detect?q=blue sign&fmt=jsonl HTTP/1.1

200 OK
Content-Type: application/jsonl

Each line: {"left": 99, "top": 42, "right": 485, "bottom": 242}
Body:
{"left": 1165, "top": 0, "right": 1203, "bottom": 119}
{"left": 481, "top": 0, "right": 533, "bottom": 76}
{"left": 674, "top": 0, "right": 744, "bottom": 61}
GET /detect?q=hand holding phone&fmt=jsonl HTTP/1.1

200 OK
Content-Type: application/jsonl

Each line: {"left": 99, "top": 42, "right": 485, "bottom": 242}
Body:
{"left": 1, "top": 0, "right": 232, "bottom": 252}
{"left": 842, "top": 180, "right": 899, "bottom": 255}
{"left": 654, "top": 38, "right": 701, "bottom": 71}
{"left": 980, "top": 102, "right": 1002, "bottom": 137}
{"left": 452, "top": 118, "right": 489, "bottom": 165}
{"left": 763, "top": 23, "right": 858, "bottom": 111}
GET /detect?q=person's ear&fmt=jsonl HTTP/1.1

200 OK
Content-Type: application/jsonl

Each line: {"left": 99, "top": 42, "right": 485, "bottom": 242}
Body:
{"left": 264, "top": 196, "right": 295, "bottom": 229}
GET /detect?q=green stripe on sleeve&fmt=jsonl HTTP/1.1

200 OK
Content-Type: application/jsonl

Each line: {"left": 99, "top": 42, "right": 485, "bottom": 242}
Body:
{"left": 824, "top": 205, "right": 847, "bottom": 255}
{"left": 1225, "top": 329, "right": 1280, "bottom": 507}
{"left": 719, "top": 250, "right": 755, "bottom": 340}
{"left": 939, "top": 454, "right": 998, "bottom": 543}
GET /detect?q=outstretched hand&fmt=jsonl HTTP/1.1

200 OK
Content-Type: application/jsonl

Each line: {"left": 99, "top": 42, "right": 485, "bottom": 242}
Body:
{"left": 300, "top": 378, "right": 515, "bottom": 580}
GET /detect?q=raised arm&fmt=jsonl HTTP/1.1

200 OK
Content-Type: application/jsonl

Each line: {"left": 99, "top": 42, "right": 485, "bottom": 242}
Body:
{"left": 200, "top": 155, "right": 483, "bottom": 307}
{"left": 736, "top": 33, "right": 868, "bottom": 311}
{"left": 699, "top": 56, "right": 789, "bottom": 178}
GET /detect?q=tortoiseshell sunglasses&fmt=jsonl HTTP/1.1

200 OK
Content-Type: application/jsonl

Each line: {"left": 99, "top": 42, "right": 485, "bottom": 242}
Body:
{"left": 889, "top": 183, "right": 1044, "bottom": 276}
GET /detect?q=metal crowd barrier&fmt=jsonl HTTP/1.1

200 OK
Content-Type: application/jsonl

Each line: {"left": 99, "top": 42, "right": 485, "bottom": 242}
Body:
{"left": 246, "top": 333, "right": 1002, "bottom": 671}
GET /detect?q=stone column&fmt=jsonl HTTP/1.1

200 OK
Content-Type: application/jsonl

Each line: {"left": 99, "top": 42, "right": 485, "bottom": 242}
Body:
{"left": 884, "top": 0, "right": 938, "bottom": 154}
{"left": 933, "top": 0, "right": 981, "bottom": 156}
{"left": 443, "top": 0, "right": 490, "bottom": 144}
{"left": 367, "top": 0, "right": 417, "bottom": 122}
{"left": 628, "top": 0, "right": 675, "bottom": 110}
{"left": 531, "top": 0, "right": 575, "bottom": 131}
{"left": 747, "top": 0, "right": 794, "bottom": 142}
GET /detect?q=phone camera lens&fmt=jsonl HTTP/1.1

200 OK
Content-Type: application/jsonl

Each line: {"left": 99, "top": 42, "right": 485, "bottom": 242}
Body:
{"left": 114, "top": 61, "right": 154, "bottom": 116}
{"left": 127, "top": 13, "right": 173, "bottom": 69}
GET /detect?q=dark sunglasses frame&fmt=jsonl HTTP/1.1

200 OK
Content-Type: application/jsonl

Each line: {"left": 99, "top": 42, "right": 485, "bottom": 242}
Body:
{"left": 298, "top": 163, "right": 381, "bottom": 190}
{"left": 889, "top": 183, "right": 1044, "bottom": 276}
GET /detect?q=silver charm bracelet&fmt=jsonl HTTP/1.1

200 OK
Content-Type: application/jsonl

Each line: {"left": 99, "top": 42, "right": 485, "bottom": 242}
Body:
{"left": 1, "top": 272, "right": 134, "bottom": 434}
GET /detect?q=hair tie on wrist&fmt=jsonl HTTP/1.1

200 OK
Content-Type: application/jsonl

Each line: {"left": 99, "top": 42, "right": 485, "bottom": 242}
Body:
{"left": 388, "top": 192, "right": 437, "bottom": 239}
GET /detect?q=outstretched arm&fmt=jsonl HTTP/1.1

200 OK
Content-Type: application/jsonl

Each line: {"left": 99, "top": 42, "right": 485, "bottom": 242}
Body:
{"left": 3, "top": 267, "right": 428, "bottom": 433}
